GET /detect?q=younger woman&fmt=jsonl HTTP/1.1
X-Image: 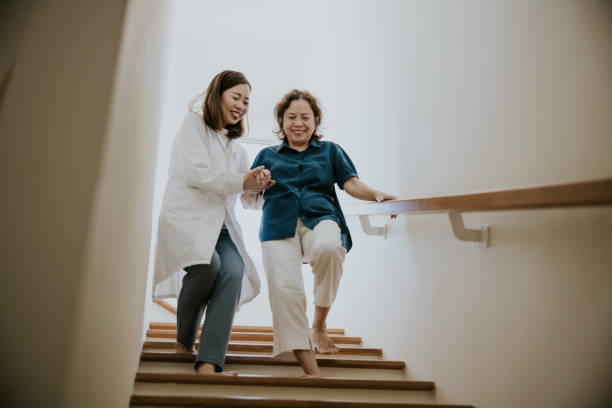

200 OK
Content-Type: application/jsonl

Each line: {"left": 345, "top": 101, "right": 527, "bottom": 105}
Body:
{"left": 153, "top": 70, "right": 273, "bottom": 375}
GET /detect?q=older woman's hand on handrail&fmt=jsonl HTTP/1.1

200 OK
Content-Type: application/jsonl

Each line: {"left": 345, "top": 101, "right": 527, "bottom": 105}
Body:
{"left": 374, "top": 192, "right": 397, "bottom": 202}
{"left": 343, "top": 176, "right": 396, "bottom": 202}
{"left": 343, "top": 176, "right": 397, "bottom": 218}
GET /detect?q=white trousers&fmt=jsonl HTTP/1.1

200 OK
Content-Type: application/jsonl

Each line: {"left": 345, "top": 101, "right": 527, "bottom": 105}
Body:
{"left": 262, "top": 218, "right": 346, "bottom": 356}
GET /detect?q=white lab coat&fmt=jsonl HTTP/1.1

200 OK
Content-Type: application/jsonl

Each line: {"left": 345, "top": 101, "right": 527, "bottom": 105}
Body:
{"left": 153, "top": 112, "right": 260, "bottom": 307}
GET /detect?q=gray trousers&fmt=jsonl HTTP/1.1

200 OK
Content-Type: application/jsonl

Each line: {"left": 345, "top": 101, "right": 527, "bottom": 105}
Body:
{"left": 176, "top": 228, "right": 244, "bottom": 372}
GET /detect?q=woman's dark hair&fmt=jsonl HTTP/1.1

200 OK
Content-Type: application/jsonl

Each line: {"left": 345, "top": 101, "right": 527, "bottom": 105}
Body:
{"left": 189, "top": 70, "right": 251, "bottom": 139}
{"left": 274, "top": 89, "right": 323, "bottom": 142}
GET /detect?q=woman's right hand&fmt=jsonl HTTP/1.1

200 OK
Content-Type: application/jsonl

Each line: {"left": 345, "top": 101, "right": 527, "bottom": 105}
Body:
{"left": 244, "top": 166, "right": 276, "bottom": 191}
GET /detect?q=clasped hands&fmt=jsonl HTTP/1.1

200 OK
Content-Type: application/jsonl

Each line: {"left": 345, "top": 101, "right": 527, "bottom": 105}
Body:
{"left": 243, "top": 165, "right": 276, "bottom": 192}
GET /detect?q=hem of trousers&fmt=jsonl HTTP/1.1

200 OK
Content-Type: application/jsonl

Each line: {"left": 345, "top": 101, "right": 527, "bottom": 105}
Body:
{"left": 313, "top": 300, "right": 335, "bottom": 308}
{"left": 273, "top": 336, "right": 313, "bottom": 357}
{"left": 194, "top": 356, "right": 224, "bottom": 372}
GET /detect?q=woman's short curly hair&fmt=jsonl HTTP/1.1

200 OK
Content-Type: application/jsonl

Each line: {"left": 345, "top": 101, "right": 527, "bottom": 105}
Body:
{"left": 274, "top": 89, "right": 323, "bottom": 142}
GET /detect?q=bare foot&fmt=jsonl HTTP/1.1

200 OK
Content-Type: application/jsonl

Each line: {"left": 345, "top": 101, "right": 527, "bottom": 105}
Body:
{"left": 196, "top": 362, "right": 238, "bottom": 376}
{"left": 312, "top": 306, "right": 338, "bottom": 355}
{"left": 300, "top": 373, "right": 321, "bottom": 378}
{"left": 313, "top": 329, "right": 339, "bottom": 354}
{"left": 175, "top": 342, "right": 194, "bottom": 354}
{"left": 293, "top": 349, "right": 321, "bottom": 377}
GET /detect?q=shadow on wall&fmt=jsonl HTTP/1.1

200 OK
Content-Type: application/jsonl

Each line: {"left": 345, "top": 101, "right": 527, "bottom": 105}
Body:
{"left": 0, "top": 62, "right": 16, "bottom": 109}
{"left": 0, "top": 0, "right": 32, "bottom": 112}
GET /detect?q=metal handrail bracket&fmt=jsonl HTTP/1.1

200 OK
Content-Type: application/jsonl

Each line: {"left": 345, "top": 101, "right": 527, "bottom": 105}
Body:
{"left": 359, "top": 215, "right": 388, "bottom": 238}
{"left": 448, "top": 211, "right": 489, "bottom": 247}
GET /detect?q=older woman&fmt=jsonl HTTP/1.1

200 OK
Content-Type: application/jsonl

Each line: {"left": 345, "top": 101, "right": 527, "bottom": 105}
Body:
{"left": 153, "top": 70, "right": 273, "bottom": 375}
{"left": 243, "top": 89, "right": 395, "bottom": 377}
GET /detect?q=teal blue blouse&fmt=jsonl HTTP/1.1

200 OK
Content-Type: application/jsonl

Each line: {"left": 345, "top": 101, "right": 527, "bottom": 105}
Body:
{"left": 251, "top": 138, "right": 358, "bottom": 252}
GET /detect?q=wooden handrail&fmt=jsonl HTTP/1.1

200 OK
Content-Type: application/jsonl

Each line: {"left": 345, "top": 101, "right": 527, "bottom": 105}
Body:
{"left": 343, "top": 178, "right": 612, "bottom": 216}
{"left": 152, "top": 299, "right": 177, "bottom": 314}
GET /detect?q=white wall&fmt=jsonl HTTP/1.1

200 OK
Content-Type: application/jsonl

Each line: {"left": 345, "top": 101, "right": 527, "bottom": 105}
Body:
{"left": 150, "top": 1, "right": 612, "bottom": 407}
{"left": 333, "top": 2, "right": 612, "bottom": 408}
{"left": 150, "top": 0, "right": 403, "bottom": 325}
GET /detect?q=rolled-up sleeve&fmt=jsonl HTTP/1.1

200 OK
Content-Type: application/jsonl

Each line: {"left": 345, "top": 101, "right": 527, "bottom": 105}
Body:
{"left": 250, "top": 140, "right": 355, "bottom": 251}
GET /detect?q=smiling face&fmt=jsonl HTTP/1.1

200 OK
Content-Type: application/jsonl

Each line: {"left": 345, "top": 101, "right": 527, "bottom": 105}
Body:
{"left": 282, "top": 98, "right": 316, "bottom": 149}
{"left": 221, "top": 83, "right": 250, "bottom": 126}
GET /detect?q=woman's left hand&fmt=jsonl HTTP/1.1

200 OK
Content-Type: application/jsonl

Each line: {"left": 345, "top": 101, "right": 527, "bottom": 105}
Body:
{"left": 374, "top": 192, "right": 397, "bottom": 203}
{"left": 374, "top": 192, "right": 397, "bottom": 219}
{"left": 343, "top": 178, "right": 397, "bottom": 218}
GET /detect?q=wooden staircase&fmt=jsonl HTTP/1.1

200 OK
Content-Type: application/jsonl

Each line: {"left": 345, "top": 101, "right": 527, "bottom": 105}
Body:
{"left": 131, "top": 319, "right": 473, "bottom": 407}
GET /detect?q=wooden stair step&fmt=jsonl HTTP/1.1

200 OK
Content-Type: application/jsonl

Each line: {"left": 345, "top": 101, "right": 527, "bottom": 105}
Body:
{"left": 140, "top": 351, "right": 403, "bottom": 369}
{"left": 130, "top": 394, "right": 473, "bottom": 407}
{"left": 146, "top": 330, "right": 362, "bottom": 344}
{"left": 134, "top": 372, "right": 434, "bottom": 391}
{"left": 142, "top": 342, "right": 383, "bottom": 356}
{"left": 145, "top": 304, "right": 472, "bottom": 407}
{"left": 139, "top": 361, "right": 406, "bottom": 381}
{"left": 149, "top": 322, "right": 345, "bottom": 335}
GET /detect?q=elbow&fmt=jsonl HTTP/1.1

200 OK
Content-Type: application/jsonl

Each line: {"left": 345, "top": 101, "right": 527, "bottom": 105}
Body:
{"left": 342, "top": 178, "right": 358, "bottom": 196}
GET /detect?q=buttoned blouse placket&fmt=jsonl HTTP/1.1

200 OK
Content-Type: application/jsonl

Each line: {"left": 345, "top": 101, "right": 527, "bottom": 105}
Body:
{"left": 296, "top": 149, "right": 303, "bottom": 219}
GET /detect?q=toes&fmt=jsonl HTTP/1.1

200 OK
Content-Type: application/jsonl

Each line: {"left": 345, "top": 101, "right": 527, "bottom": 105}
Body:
{"left": 316, "top": 346, "right": 334, "bottom": 355}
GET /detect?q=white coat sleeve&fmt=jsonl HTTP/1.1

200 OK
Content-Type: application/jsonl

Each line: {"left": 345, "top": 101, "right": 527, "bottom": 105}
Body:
{"left": 239, "top": 146, "right": 264, "bottom": 210}
{"left": 173, "top": 114, "right": 244, "bottom": 195}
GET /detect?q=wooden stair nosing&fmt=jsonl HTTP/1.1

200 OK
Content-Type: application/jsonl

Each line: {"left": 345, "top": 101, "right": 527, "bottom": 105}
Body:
{"left": 146, "top": 330, "right": 362, "bottom": 344}
{"left": 142, "top": 342, "right": 383, "bottom": 356}
{"left": 134, "top": 372, "right": 434, "bottom": 391}
{"left": 140, "top": 351, "right": 404, "bottom": 369}
{"left": 130, "top": 394, "right": 474, "bottom": 408}
{"left": 149, "top": 322, "right": 345, "bottom": 335}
